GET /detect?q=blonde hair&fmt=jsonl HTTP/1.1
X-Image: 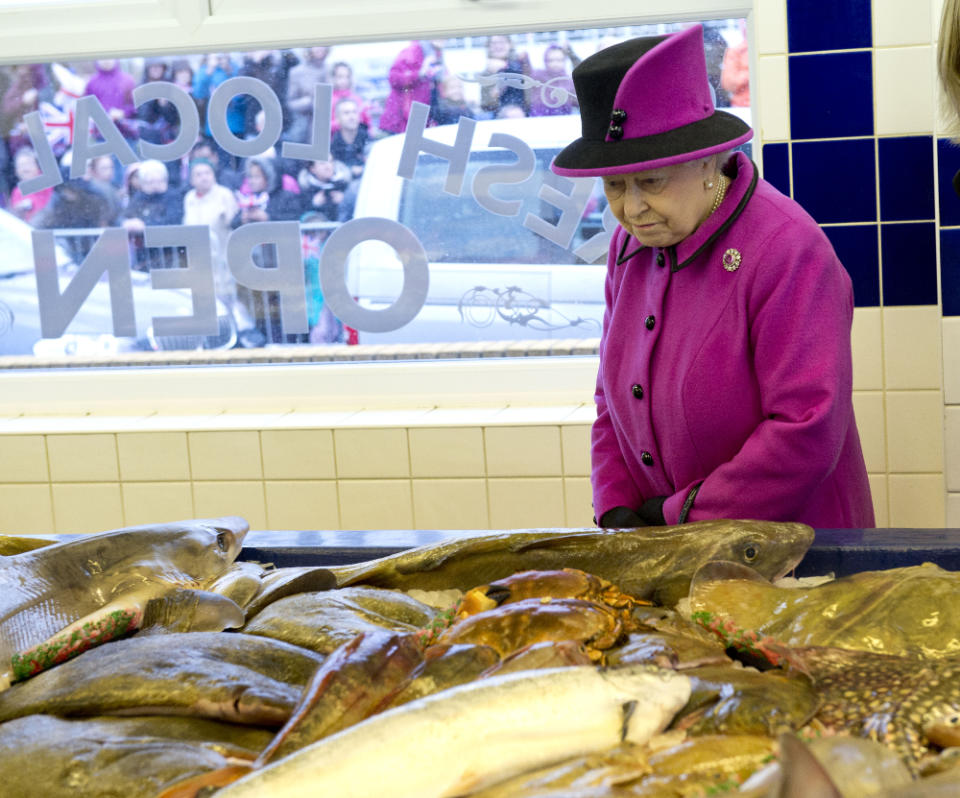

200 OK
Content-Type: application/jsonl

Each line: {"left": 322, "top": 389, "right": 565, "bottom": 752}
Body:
{"left": 939, "top": 0, "right": 960, "bottom": 139}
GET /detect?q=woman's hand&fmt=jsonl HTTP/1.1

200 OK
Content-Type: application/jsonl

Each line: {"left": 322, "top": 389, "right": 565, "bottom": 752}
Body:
{"left": 598, "top": 506, "right": 645, "bottom": 528}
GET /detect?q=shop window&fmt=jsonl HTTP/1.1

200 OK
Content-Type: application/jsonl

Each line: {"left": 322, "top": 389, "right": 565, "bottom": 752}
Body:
{"left": 0, "top": 20, "right": 750, "bottom": 366}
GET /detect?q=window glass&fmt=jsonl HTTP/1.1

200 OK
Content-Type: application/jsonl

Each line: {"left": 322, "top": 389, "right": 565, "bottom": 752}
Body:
{"left": 0, "top": 19, "right": 750, "bottom": 364}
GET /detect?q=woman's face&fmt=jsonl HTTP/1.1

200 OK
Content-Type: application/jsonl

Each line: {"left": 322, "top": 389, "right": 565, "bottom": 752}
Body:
{"left": 488, "top": 36, "right": 511, "bottom": 59}
{"left": 332, "top": 65, "right": 351, "bottom": 91}
{"left": 247, "top": 164, "right": 267, "bottom": 193}
{"left": 602, "top": 159, "right": 715, "bottom": 249}
{"left": 190, "top": 163, "right": 216, "bottom": 194}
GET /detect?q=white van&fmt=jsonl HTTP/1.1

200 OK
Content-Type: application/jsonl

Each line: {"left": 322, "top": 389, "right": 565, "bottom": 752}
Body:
{"left": 346, "top": 114, "right": 610, "bottom": 345}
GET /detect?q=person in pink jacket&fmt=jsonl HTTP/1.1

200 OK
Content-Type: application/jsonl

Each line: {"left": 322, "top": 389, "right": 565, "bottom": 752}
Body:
{"left": 379, "top": 40, "right": 446, "bottom": 135}
{"left": 551, "top": 25, "right": 874, "bottom": 529}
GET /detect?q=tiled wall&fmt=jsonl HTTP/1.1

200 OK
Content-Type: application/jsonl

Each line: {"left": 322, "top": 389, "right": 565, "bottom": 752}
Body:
{"left": 0, "top": 407, "right": 596, "bottom": 534}
{"left": 2, "top": 0, "right": 958, "bottom": 534}
{"left": 758, "top": 0, "right": 950, "bottom": 527}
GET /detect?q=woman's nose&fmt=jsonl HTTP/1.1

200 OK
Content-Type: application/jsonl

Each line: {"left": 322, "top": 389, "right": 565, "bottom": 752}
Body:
{"left": 622, "top": 182, "right": 648, "bottom": 217}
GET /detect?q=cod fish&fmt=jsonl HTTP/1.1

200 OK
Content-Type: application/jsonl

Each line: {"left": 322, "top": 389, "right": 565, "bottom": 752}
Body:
{"left": 327, "top": 520, "right": 814, "bottom": 607}
{"left": 0, "top": 631, "right": 324, "bottom": 726}
{"left": 214, "top": 665, "right": 692, "bottom": 798}
{"left": 0, "top": 516, "right": 248, "bottom": 685}
{"left": 0, "top": 713, "right": 245, "bottom": 798}
{"left": 0, "top": 534, "right": 55, "bottom": 555}
{"left": 689, "top": 560, "right": 960, "bottom": 659}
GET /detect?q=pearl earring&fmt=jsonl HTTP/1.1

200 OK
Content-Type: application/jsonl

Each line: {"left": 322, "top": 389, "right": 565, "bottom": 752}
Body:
{"left": 706, "top": 180, "right": 714, "bottom": 189}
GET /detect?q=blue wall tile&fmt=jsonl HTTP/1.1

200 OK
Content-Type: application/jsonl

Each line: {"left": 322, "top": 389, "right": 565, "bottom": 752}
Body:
{"left": 941, "top": 229, "right": 960, "bottom": 315}
{"left": 937, "top": 138, "right": 960, "bottom": 227}
{"left": 822, "top": 225, "right": 880, "bottom": 307}
{"left": 787, "top": 0, "right": 872, "bottom": 53}
{"left": 761, "top": 143, "right": 790, "bottom": 196}
{"left": 793, "top": 139, "right": 876, "bottom": 223}
{"left": 878, "top": 137, "right": 934, "bottom": 222}
{"left": 881, "top": 223, "right": 938, "bottom": 306}
{"left": 789, "top": 52, "right": 874, "bottom": 139}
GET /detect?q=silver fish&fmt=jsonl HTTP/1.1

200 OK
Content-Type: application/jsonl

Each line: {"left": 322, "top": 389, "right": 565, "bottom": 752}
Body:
{"left": 215, "top": 664, "right": 692, "bottom": 798}
{"left": 0, "top": 516, "right": 248, "bottom": 685}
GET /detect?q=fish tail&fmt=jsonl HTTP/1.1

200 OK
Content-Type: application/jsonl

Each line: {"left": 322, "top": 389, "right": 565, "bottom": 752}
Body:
{"left": 154, "top": 764, "right": 252, "bottom": 798}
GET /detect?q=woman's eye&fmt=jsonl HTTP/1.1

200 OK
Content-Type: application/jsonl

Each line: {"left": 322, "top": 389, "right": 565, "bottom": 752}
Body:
{"left": 641, "top": 178, "right": 667, "bottom": 192}
{"left": 604, "top": 180, "right": 624, "bottom": 195}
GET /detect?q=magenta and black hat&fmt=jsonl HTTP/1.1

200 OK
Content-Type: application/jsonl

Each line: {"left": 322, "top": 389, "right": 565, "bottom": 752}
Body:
{"left": 551, "top": 24, "right": 752, "bottom": 178}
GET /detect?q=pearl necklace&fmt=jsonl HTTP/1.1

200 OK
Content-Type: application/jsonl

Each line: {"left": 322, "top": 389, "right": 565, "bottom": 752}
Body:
{"left": 710, "top": 174, "right": 728, "bottom": 215}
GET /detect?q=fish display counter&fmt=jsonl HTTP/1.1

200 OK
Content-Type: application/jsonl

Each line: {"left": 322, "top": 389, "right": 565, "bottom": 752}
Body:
{"left": 238, "top": 526, "right": 960, "bottom": 575}
{"left": 3, "top": 518, "right": 960, "bottom": 797}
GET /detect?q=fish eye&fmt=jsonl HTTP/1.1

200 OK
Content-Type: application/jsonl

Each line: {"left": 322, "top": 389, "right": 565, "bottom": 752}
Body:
{"left": 216, "top": 531, "right": 230, "bottom": 552}
{"left": 743, "top": 544, "right": 758, "bottom": 562}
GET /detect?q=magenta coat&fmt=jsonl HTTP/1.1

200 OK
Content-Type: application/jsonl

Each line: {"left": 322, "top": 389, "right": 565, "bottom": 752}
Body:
{"left": 592, "top": 152, "right": 875, "bottom": 529}
{"left": 379, "top": 41, "right": 433, "bottom": 135}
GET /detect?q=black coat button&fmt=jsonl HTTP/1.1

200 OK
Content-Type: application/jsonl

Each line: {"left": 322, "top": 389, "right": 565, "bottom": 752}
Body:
{"left": 641, "top": 451, "right": 654, "bottom": 466}
{"left": 631, "top": 383, "right": 643, "bottom": 399}
{"left": 645, "top": 315, "right": 656, "bottom": 330}
{"left": 656, "top": 252, "right": 665, "bottom": 267}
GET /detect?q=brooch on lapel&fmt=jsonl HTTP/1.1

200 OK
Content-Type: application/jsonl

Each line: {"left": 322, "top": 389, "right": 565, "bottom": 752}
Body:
{"left": 722, "top": 248, "right": 742, "bottom": 272}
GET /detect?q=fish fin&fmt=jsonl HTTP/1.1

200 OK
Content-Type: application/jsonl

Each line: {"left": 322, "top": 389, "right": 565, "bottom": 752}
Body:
{"left": 620, "top": 699, "right": 637, "bottom": 742}
{"left": 777, "top": 733, "right": 844, "bottom": 798}
{"left": 140, "top": 589, "right": 245, "bottom": 634}
{"left": 484, "top": 586, "right": 512, "bottom": 606}
{"left": 154, "top": 764, "right": 252, "bottom": 798}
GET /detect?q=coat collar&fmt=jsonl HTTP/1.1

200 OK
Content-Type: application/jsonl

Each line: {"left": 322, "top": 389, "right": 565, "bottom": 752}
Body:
{"left": 615, "top": 151, "right": 759, "bottom": 271}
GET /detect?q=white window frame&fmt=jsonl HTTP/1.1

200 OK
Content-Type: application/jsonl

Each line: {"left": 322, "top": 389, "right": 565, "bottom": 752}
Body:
{"left": 0, "top": 0, "right": 753, "bottom": 415}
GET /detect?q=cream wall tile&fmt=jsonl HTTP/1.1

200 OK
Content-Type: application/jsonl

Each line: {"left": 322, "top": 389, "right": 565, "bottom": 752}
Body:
{"left": 868, "top": 474, "right": 889, "bottom": 528}
{"left": 852, "top": 391, "right": 886, "bottom": 473}
{"left": 944, "top": 406, "right": 960, "bottom": 491}
{"left": 564, "top": 477, "right": 594, "bottom": 527}
{"left": 935, "top": 0, "right": 945, "bottom": 42}
{"left": 47, "top": 434, "right": 118, "bottom": 482}
{"left": 0, "top": 435, "right": 48, "bottom": 483}
{"left": 418, "top": 407, "right": 506, "bottom": 426}
{"left": 885, "top": 391, "right": 944, "bottom": 472}
{"left": 335, "top": 428, "right": 410, "bottom": 478}
{"left": 265, "top": 480, "right": 340, "bottom": 529}
{"left": 947, "top": 491, "right": 960, "bottom": 526}
{"left": 942, "top": 318, "right": 960, "bottom": 404}
{"left": 561, "top": 424, "right": 591, "bottom": 477}
{"left": 51, "top": 483, "right": 124, "bottom": 534}
{"left": 883, "top": 306, "right": 942, "bottom": 389}
{"left": 757, "top": 55, "right": 790, "bottom": 141}
{"left": 485, "top": 426, "right": 563, "bottom": 477}
{"left": 488, "top": 478, "right": 566, "bottom": 528}
{"left": 193, "top": 481, "right": 267, "bottom": 530}
{"left": 261, "top": 429, "right": 336, "bottom": 480}
{"left": 188, "top": 431, "right": 263, "bottom": 480}
{"left": 121, "top": 482, "right": 194, "bottom": 526}
{"left": 412, "top": 479, "right": 489, "bottom": 529}
{"left": 492, "top": 406, "right": 582, "bottom": 424}
{"left": 888, "top": 474, "right": 945, "bottom": 527}
{"left": 409, "top": 427, "right": 485, "bottom": 478}
{"left": 852, "top": 307, "right": 883, "bottom": 391}
{"left": 0, "top": 484, "right": 54, "bottom": 534}
{"left": 875, "top": 46, "right": 935, "bottom": 135}
{"left": 873, "top": 0, "right": 933, "bottom": 46}
{"left": 339, "top": 480, "right": 413, "bottom": 529}
{"left": 756, "top": 0, "right": 787, "bottom": 55}
{"left": 116, "top": 432, "right": 190, "bottom": 481}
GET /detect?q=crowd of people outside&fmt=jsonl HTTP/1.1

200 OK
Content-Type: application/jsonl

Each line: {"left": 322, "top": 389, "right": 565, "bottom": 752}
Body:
{"left": 0, "top": 25, "right": 747, "bottom": 345}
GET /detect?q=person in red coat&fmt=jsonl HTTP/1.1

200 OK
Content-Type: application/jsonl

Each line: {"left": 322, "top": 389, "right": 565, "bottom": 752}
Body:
{"left": 378, "top": 40, "right": 446, "bottom": 135}
{"left": 552, "top": 25, "right": 874, "bottom": 529}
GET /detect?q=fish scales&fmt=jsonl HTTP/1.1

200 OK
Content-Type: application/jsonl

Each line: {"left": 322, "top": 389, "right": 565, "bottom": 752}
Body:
{"left": 327, "top": 520, "right": 813, "bottom": 605}
{"left": 216, "top": 665, "right": 692, "bottom": 798}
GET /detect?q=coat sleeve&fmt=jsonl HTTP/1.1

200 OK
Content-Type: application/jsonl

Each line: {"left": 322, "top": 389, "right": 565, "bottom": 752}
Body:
{"left": 591, "top": 228, "right": 644, "bottom": 521}
{"left": 661, "top": 216, "right": 856, "bottom": 525}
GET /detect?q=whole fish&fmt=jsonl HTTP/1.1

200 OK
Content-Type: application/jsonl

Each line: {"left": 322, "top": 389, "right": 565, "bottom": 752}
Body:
{"left": 0, "top": 713, "right": 243, "bottom": 798}
{"left": 0, "top": 516, "right": 248, "bottom": 685}
{"left": 0, "top": 631, "right": 324, "bottom": 726}
{"left": 689, "top": 560, "right": 960, "bottom": 659}
{"left": 326, "top": 520, "right": 814, "bottom": 606}
{"left": 215, "top": 665, "right": 692, "bottom": 798}
{"left": 241, "top": 566, "right": 339, "bottom": 619}
{"left": 242, "top": 587, "right": 436, "bottom": 655}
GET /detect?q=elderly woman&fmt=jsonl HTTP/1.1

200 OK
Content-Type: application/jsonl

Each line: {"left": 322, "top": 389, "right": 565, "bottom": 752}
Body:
{"left": 551, "top": 25, "right": 874, "bottom": 529}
